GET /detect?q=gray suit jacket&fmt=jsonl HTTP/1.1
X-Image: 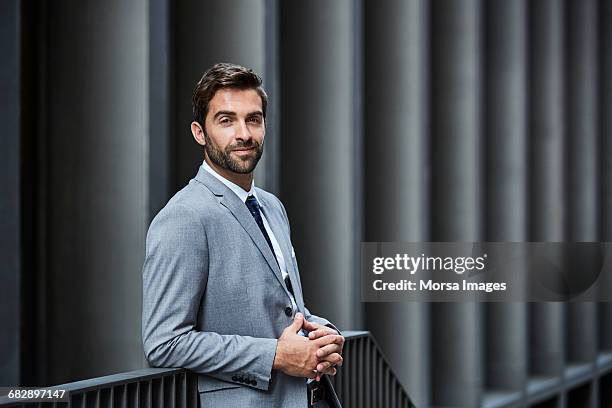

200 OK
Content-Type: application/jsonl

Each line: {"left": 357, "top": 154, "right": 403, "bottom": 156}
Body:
{"left": 142, "top": 165, "right": 336, "bottom": 407}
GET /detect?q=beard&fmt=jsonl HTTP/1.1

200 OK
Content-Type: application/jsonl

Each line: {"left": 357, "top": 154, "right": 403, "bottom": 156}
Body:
{"left": 203, "top": 131, "right": 264, "bottom": 174}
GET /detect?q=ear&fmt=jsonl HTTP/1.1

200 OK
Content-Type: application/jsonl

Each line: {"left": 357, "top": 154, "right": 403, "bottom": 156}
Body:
{"left": 191, "top": 121, "right": 206, "bottom": 146}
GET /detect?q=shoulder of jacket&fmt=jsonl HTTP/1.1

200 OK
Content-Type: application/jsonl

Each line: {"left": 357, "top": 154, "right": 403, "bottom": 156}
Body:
{"left": 255, "top": 187, "right": 283, "bottom": 208}
{"left": 152, "top": 180, "right": 219, "bottom": 223}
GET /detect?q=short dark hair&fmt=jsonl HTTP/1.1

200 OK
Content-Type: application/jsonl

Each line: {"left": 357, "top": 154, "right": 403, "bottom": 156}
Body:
{"left": 192, "top": 62, "right": 268, "bottom": 126}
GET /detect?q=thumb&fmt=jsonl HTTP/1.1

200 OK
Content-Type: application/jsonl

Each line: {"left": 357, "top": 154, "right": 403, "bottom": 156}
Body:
{"left": 302, "top": 318, "right": 317, "bottom": 331}
{"left": 290, "top": 312, "right": 304, "bottom": 332}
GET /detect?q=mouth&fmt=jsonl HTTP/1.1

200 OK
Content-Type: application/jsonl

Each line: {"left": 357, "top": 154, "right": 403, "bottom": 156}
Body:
{"left": 231, "top": 147, "right": 256, "bottom": 157}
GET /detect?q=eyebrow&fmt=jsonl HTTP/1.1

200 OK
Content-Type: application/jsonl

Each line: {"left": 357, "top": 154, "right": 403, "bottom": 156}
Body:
{"left": 213, "top": 110, "right": 263, "bottom": 120}
{"left": 213, "top": 110, "right": 236, "bottom": 120}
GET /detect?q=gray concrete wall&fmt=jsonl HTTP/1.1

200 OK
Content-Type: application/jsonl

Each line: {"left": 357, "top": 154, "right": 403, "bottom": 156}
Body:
{"left": 4, "top": 2, "right": 612, "bottom": 405}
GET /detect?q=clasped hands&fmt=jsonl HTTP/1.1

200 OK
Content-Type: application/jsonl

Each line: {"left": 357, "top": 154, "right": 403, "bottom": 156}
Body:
{"left": 273, "top": 313, "right": 344, "bottom": 381}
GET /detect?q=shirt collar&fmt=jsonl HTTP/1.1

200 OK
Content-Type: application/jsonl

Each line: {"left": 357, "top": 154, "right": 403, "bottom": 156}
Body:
{"left": 201, "top": 160, "right": 262, "bottom": 205}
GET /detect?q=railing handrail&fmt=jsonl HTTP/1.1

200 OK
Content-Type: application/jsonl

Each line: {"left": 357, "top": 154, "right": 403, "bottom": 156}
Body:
{"left": 0, "top": 331, "right": 414, "bottom": 407}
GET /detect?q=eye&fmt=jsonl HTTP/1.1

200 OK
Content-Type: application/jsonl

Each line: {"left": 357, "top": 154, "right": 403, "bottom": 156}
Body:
{"left": 219, "top": 117, "right": 232, "bottom": 125}
{"left": 248, "top": 116, "right": 262, "bottom": 124}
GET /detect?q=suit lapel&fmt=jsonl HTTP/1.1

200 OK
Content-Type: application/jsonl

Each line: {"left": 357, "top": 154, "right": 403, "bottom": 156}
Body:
{"left": 258, "top": 194, "right": 305, "bottom": 309}
{"left": 194, "top": 167, "right": 289, "bottom": 295}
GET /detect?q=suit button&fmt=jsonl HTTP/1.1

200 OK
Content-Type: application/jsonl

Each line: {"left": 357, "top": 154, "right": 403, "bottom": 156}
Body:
{"left": 232, "top": 376, "right": 237, "bottom": 381}
{"left": 284, "top": 306, "right": 293, "bottom": 317}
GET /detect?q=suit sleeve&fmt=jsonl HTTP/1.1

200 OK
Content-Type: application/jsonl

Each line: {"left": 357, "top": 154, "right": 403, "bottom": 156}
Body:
{"left": 142, "top": 204, "right": 277, "bottom": 391}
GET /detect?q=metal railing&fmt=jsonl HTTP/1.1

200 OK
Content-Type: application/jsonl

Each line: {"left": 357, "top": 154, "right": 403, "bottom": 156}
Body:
{"left": 331, "top": 331, "right": 415, "bottom": 408}
{"left": 0, "top": 368, "right": 196, "bottom": 408}
{"left": 0, "top": 331, "right": 414, "bottom": 408}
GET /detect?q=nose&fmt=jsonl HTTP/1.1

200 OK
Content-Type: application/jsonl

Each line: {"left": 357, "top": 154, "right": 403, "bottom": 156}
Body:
{"left": 235, "top": 119, "right": 252, "bottom": 141}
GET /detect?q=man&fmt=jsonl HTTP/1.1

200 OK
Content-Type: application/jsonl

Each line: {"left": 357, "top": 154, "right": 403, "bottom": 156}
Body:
{"left": 142, "top": 63, "right": 344, "bottom": 407}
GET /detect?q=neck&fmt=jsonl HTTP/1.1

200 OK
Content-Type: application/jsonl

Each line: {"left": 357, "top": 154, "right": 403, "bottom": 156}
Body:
{"left": 204, "top": 156, "right": 253, "bottom": 192}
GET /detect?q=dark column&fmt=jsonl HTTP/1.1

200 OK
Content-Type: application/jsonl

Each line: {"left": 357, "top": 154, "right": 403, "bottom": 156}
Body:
{"left": 0, "top": 0, "right": 21, "bottom": 387}
{"left": 565, "top": 0, "right": 598, "bottom": 365}
{"left": 484, "top": 0, "right": 528, "bottom": 393}
{"left": 529, "top": 0, "right": 566, "bottom": 378}
{"left": 430, "top": 0, "right": 483, "bottom": 405}
{"left": 44, "top": 0, "right": 149, "bottom": 383}
{"left": 363, "top": 0, "right": 429, "bottom": 405}
{"left": 599, "top": 0, "right": 612, "bottom": 352}
{"left": 148, "top": 0, "right": 172, "bottom": 220}
{"left": 172, "top": 0, "right": 267, "bottom": 191}
{"left": 263, "top": 0, "right": 281, "bottom": 196}
{"left": 280, "top": 0, "right": 361, "bottom": 330}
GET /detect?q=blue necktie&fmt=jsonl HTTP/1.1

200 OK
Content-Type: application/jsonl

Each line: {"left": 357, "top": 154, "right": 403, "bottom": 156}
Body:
{"left": 245, "top": 195, "right": 294, "bottom": 296}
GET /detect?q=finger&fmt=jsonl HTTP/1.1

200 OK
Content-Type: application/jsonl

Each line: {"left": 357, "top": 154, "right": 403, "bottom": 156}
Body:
{"left": 316, "top": 364, "right": 338, "bottom": 377}
{"left": 313, "top": 334, "right": 343, "bottom": 347}
{"left": 312, "top": 334, "right": 342, "bottom": 347}
{"left": 319, "top": 352, "right": 343, "bottom": 366}
{"left": 316, "top": 361, "right": 333, "bottom": 372}
{"left": 324, "top": 367, "right": 337, "bottom": 376}
{"left": 289, "top": 313, "right": 304, "bottom": 332}
{"left": 308, "top": 329, "right": 333, "bottom": 340}
{"left": 316, "top": 343, "right": 342, "bottom": 358}
{"left": 332, "top": 353, "right": 343, "bottom": 366}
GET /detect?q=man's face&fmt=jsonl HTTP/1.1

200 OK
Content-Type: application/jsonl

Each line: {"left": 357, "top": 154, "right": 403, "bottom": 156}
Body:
{"left": 201, "top": 88, "right": 265, "bottom": 174}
